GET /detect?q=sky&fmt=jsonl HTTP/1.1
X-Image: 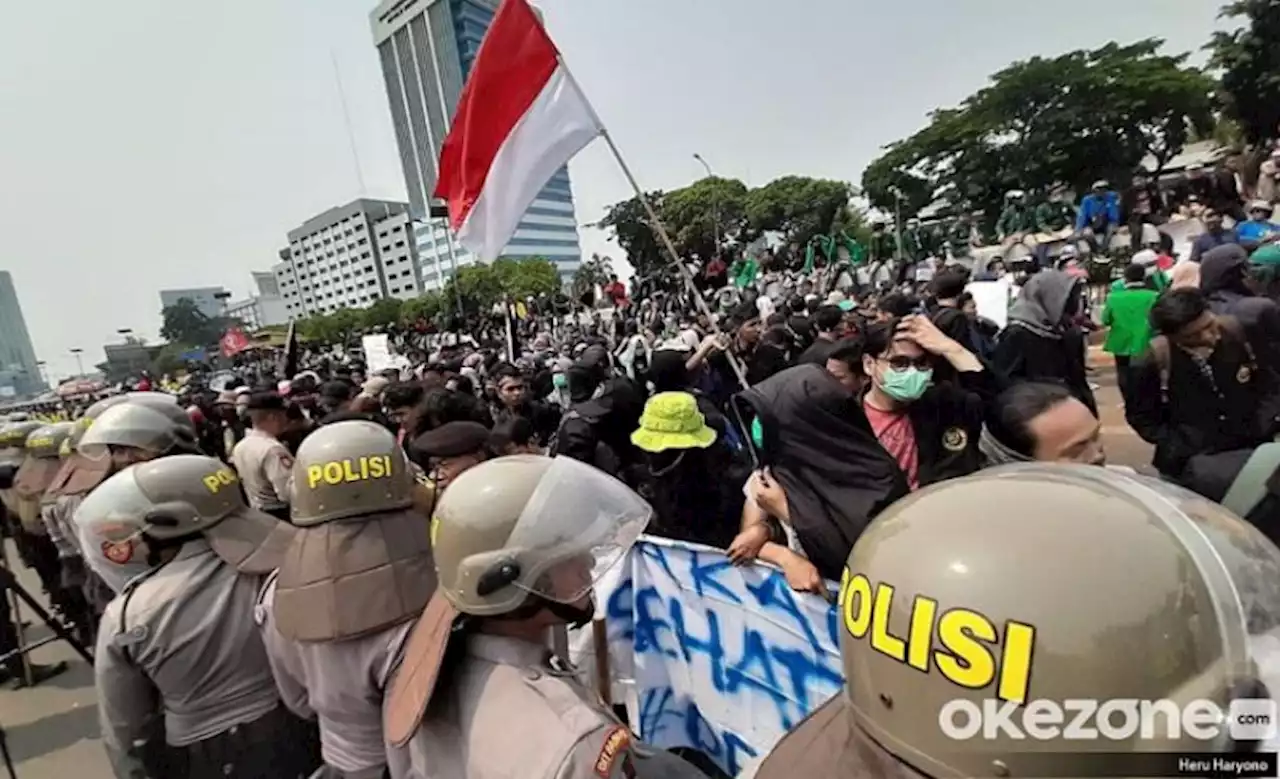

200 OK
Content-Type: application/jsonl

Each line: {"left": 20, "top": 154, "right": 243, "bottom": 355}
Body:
{"left": 0, "top": 0, "right": 1227, "bottom": 380}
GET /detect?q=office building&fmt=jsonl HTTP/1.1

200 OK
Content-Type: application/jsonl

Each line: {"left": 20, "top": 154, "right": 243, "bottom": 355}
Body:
{"left": 225, "top": 271, "right": 291, "bottom": 329}
{"left": 0, "top": 272, "right": 44, "bottom": 397}
{"left": 274, "top": 198, "right": 424, "bottom": 319}
{"left": 370, "top": 0, "right": 583, "bottom": 291}
{"left": 159, "top": 287, "right": 229, "bottom": 319}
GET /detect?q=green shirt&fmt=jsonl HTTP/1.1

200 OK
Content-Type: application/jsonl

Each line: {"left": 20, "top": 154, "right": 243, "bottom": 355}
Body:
{"left": 997, "top": 206, "right": 1035, "bottom": 237}
{"left": 1034, "top": 201, "right": 1076, "bottom": 233}
{"left": 1101, "top": 285, "right": 1160, "bottom": 356}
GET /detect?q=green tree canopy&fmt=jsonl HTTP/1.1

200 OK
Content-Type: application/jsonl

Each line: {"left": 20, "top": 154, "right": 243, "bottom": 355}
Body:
{"left": 663, "top": 176, "right": 749, "bottom": 259}
{"left": 598, "top": 175, "right": 863, "bottom": 281}
{"left": 572, "top": 254, "right": 614, "bottom": 304}
{"left": 862, "top": 39, "right": 1215, "bottom": 223}
{"left": 160, "top": 297, "right": 221, "bottom": 346}
{"left": 442, "top": 258, "right": 562, "bottom": 319}
{"left": 1209, "top": 0, "right": 1280, "bottom": 147}
{"left": 399, "top": 292, "right": 446, "bottom": 328}
{"left": 362, "top": 296, "right": 404, "bottom": 329}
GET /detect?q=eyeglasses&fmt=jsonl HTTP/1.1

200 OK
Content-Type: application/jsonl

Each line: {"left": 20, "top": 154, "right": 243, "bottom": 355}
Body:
{"left": 881, "top": 355, "right": 932, "bottom": 371}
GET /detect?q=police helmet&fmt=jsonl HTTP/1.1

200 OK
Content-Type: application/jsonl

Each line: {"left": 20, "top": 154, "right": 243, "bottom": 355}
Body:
{"left": 753, "top": 465, "right": 1280, "bottom": 779}
{"left": 76, "top": 401, "right": 196, "bottom": 460}
{"left": 431, "top": 455, "right": 652, "bottom": 616}
{"left": 25, "top": 422, "right": 73, "bottom": 460}
{"left": 73, "top": 454, "right": 292, "bottom": 588}
{"left": 290, "top": 420, "right": 414, "bottom": 526}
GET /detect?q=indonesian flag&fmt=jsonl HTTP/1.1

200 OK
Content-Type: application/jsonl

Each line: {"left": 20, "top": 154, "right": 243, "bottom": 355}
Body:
{"left": 433, "top": 0, "right": 601, "bottom": 262}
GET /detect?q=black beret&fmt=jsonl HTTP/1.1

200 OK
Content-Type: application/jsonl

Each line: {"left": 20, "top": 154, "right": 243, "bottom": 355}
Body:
{"left": 412, "top": 421, "right": 491, "bottom": 459}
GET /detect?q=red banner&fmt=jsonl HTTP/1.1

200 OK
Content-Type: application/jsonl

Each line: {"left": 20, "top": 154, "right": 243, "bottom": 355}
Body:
{"left": 220, "top": 327, "right": 250, "bottom": 358}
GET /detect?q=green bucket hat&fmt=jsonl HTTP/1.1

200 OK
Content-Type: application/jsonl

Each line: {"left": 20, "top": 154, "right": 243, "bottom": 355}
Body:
{"left": 631, "top": 392, "right": 718, "bottom": 454}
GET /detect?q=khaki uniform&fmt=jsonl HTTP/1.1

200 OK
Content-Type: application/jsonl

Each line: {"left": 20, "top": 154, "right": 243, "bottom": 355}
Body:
{"left": 97, "top": 547, "right": 313, "bottom": 778}
{"left": 230, "top": 429, "right": 293, "bottom": 513}
{"left": 255, "top": 572, "right": 414, "bottom": 779}
{"left": 404, "top": 633, "right": 707, "bottom": 779}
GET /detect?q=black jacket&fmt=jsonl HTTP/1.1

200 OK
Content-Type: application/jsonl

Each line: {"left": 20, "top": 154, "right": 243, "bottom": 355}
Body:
{"left": 891, "top": 365, "right": 1001, "bottom": 486}
{"left": 1126, "top": 326, "right": 1280, "bottom": 477}
{"left": 992, "top": 325, "right": 1098, "bottom": 416}
{"left": 1200, "top": 244, "right": 1280, "bottom": 372}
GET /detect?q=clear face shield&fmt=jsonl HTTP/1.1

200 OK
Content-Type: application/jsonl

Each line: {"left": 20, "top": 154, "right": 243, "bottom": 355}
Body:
{"left": 494, "top": 457, "right": 651, "bottom": 609}
{"left": 77, "top": 404, "right": 183, "bottom": 462}
{"left": 1137, "top": 476, "right": 1280, "bottom": 754}
{"left": 71, "top": 469, "right": 163, "bottom": 593}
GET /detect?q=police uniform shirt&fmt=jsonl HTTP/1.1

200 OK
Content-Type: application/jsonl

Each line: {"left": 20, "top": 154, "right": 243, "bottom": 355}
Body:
{"left": 96, "top": 545, "right": 282, "bottom": 778}
{"left": 230, "top": 429, "right": 293, "bottom": 512}
{"left": 255, "top": 574, "right": 414, "bottom": 778}
{"left": 405, "top": 633, "right": 710, "bottom": 779}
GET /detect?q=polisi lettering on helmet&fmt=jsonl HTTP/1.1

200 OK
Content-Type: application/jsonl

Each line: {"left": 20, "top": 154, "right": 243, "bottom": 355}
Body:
{"left": 839, "top": 569, "right": 1037, "bottom": 704}
{"left": 202, "top": 467, "right": 239, "bottom": 494}
{"left": 305, "top": 455, "right": 394, "bottom": 489}
{"left": 25, "top": 436, "right": 54, "bottom": 450}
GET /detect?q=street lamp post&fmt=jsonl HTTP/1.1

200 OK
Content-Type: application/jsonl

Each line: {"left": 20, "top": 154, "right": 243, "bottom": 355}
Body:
{"left": 117, "top": 328, "right": 133, "bottom": 342}
{"left": 692, "top": 153, "right": 720, "bottom": 254}
{"left": 69, "top": 348, "right": 84, "bottom": 377}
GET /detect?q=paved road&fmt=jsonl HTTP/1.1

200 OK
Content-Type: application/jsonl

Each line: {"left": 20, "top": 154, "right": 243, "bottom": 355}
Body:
{"left": 0, "top": 365, "right": 1156, "bottom": 778}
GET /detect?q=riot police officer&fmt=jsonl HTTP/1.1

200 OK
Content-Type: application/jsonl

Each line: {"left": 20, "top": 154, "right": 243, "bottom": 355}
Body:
{"left": 383, "top": 454, "right": 713, "bottom": 778}
{"left": 745, "top": 465, "right": 1280, "bottom": 779}
{"left": 13, "top": 423, "right": 77, "bottom": 623}
{"left": 76, "top": 454, "right": 318, "bottom": 779}
{"left": 256, "top": 420, "right": 436, "bottom": 778}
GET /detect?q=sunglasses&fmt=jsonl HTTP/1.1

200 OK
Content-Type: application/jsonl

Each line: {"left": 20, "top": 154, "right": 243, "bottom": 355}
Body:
{"left": 881, "top": 355, "right": 932, "bottom": 371}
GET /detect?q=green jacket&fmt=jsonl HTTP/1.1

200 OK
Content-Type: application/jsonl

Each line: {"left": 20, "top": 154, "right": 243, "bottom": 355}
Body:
{"left": 1034, "top": 201, "right": 1076, "bottom": 233}
{"left": 1101, "top": 284, "right": 1160, "bottom": 356}
{"left": 996, "top": 205, "right": 1035, "bottom": 237}
{"left": 868, "top": 232, "right": 898, "bottom": 263}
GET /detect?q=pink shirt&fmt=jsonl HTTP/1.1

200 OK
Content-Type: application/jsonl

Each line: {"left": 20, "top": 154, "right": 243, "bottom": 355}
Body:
{"left": 863, "top": 401, "right": 919, "bottom": 490}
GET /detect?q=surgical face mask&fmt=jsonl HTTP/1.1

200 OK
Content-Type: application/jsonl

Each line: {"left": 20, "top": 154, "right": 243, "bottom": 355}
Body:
{"left": 880, "top": 367, "right": 933, "bottom": 403}
{"left": 552, "top": 373, "right": 568, "bottom": 390}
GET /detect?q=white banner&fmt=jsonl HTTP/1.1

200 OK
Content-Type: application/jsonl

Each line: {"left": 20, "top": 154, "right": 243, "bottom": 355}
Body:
{"left": 582, "top": 537, "right": 842, "bottom": 777}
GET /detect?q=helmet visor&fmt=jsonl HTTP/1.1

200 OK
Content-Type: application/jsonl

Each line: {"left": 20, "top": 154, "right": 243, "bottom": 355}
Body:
{"left": 1135, "top": 475, "right": 1280, "bottom": 751}
{"left": 506, "top": 456, "right": 651, "bottom": 605}
{"left": 77, "top": 404, "right": 184, "bottom": 460}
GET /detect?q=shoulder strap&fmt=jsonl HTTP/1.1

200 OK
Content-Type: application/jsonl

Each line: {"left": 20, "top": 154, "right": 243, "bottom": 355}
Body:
{"left": 1219, "top": 315, "right": 1257, "bottom": 366}
{"left": 1222, "top": 443, "right": 1280, "bottom": 518}
{"left": 1150, "top": 336, "right": 1171, "bottom": 396}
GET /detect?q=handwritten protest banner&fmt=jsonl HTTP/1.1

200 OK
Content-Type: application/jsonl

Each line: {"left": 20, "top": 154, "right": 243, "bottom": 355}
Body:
{"left": 579, "top": 537, "right": 842, "bottom": 777}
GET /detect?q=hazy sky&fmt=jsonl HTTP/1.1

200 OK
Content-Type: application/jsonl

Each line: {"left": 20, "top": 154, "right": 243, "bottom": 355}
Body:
{"left": 0, "top": 0, "right": 1225, "bottom": 379}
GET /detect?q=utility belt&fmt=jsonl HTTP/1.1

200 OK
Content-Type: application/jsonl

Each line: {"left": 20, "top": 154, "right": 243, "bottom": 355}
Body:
{"left": 165, "top": 704, "right": 321, "bottom": 779}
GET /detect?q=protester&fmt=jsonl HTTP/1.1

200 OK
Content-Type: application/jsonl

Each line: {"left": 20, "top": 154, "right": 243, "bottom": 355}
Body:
{"left": 993, "top": 270, "right": 1098, "bottom": 415}
{"left": 1126, "top": 288, "right": 1280, "bottom": 479}
{"left": 1188, "top": 207, "right": 1240, "bottom": 262}
{"left": 980, "top": 382, "right": 1106, "bottom": 466}
{"left": 1101, "top": 263, "right": 1159, "bottom": 404}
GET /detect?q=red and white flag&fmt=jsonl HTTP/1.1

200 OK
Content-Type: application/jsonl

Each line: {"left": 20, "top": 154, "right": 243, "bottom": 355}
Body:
{"left": 433, "top": 0, "right": 601, "bottom": 262}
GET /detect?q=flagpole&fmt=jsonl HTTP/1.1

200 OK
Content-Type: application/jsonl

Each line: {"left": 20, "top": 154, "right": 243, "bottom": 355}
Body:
{"left": 556, "top": 61, "right": 749, "bottom": 390}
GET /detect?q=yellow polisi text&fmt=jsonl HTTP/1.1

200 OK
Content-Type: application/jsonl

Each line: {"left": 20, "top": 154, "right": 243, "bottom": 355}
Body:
{"left": 306, "top": 456, "right": 394, "bottom": 489}
{"left": 25, "top": 437, "right": 55, "bottom": 451}
{"left": 202, "top": 468, "right": 239, "bottom": 494}
{"left": 839, "top": 569, "right": 1037, "bottom": 704}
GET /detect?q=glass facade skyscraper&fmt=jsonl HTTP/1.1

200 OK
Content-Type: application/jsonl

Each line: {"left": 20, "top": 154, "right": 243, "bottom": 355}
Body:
{"left": 0, "top": 272, "right": 44, "bottom": 396}
{"left": 370, "top": 0, "right": 583, "bottom": 290}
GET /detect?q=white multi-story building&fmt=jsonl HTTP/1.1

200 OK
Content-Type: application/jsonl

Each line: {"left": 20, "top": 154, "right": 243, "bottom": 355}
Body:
{"left": 225, "top": 271, "right": 291, "bottom": 329}
{"left": 273, "top": 198, "right": 424, "bottom": 319}
{"left": 370, "top": 0, "right": 584, "bottom": 291}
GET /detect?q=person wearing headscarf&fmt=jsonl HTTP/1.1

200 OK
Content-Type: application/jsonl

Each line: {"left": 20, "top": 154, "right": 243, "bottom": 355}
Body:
{"left": 1171, "top": 261, "right": 1201, "bottom": 289}
{"left": 992, "top": 270, "right": 1097, "bottom": 415}
{"left": 1199, "top": 242, "right": 1280, "bottom": 371}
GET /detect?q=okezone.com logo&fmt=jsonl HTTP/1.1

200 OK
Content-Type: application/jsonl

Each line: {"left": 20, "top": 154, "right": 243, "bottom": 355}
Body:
{"left": 938, "top": 698, "right": 1279, "bottom": 742}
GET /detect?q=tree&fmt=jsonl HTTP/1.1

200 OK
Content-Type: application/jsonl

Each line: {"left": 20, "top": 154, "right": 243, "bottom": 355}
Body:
{"left": 361, "top": 296, "right": 404, "bottom": 330}
{"left": 399, "top": 292, "right": 446, "bottom": 329}
{"left": 662, "top": 176, "right": 749, "bottom": 259}
{"left": 744, "top": 177, "right": 858, "bottom": 248}
{"left": 160, "top": 297, "right": 220, "bottom": 346}
{"left": 328, "top": 308, "right": 363, "bottom": 344}
{"left": 597, "top": 191, "right": 669, "bottom": 280}
{"left": 1209, "top": 0, "right": 1280, "bottom": 147}
{"left": 441, "top": 258, "right": 562, "bottom": 320}
{"left": 572, "top": 254, "right": 614, "bottom": 304}
{"left": 862, "top": 40, "right": 1215, "bottom": 224}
